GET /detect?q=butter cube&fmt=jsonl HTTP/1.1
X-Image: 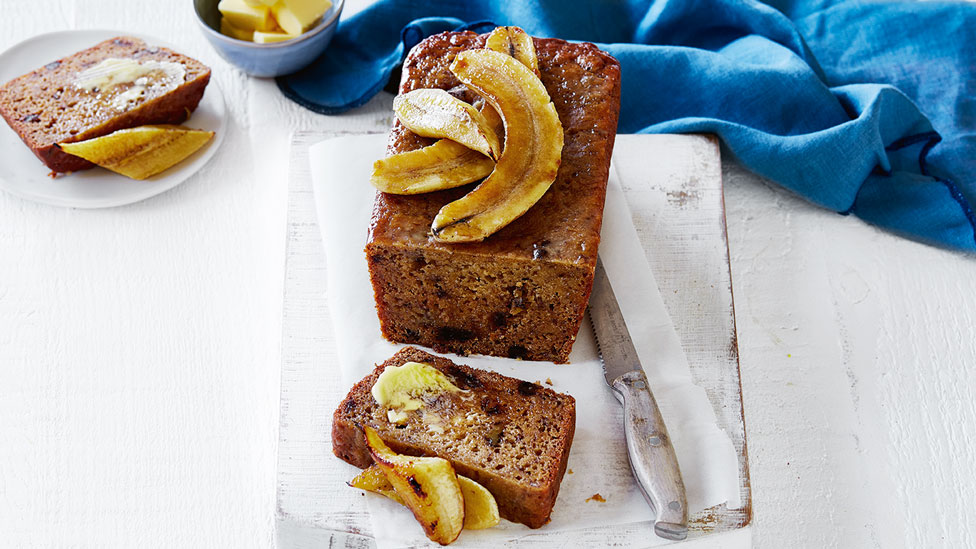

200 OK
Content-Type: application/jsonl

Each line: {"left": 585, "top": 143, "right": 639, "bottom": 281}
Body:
{"left": 220, "top": 17, "right": 255, "bottom": 41}
{"left": 218, "top": 0, "right": 275, "bottom": 32}
{"left": 242, "top": 0, "right": 277, "bottom": 6}
{"left": 272, "top": 0, "right": 332, "bottom": 36}
{"left": 253, "top": 29, "right": 298, "bottom": 43}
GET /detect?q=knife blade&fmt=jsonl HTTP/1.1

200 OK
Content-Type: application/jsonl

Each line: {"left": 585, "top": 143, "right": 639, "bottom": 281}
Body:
{"left": 588, "top": 258, "right": 688, "bottom": 541}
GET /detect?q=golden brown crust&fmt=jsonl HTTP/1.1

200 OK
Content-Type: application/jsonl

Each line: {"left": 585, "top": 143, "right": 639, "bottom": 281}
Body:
{"left": 0, "top": 36, "right": 211, "bottom": 173}
{"left": 332, "top": 347, "right": 576, "bottom": 529}
{"left": 366, "top": 31, "right": 621, "bottom": 363}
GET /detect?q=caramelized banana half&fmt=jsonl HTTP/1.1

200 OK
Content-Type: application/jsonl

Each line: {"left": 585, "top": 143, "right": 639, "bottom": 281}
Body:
{"left": 350, "top": 464, "right": 500, "bottom": 530}
{"left": 393, "top": 88, "right": 502, "bottom": 160}
{"left": 485, "top": 26, "right": 540, "bottom": 77}
{"left": 371, "top": 139, "right": 494, "bottom": 194}
{"left": 473, "top": 98, "right": 505, "bottom": 149}
{"left": 432, "top": 50, "right": 563, "bottom": 242}
{"left": 349, "top": 464, "right": 402, "bottom": 502}
{"left": 478, "top": 24, "right": 537, "bottom": 151}
{"left": 59, "top": 125, "right": 214, "bottom": 180}
{"left": 364, "top": 427, "right": 465, "bottom": 545}
{"left": 456, "top": 474, "right": 501, "bottom": 530}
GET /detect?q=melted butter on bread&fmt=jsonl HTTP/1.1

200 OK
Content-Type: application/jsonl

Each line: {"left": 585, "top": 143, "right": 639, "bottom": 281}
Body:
{"left": 372, "top": 362, "right": 461, "bottom": 423}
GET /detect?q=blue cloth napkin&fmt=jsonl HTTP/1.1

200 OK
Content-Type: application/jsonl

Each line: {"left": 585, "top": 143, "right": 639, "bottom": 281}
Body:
{"left": 278, "top": 0, "right": 976, "bottom": 252}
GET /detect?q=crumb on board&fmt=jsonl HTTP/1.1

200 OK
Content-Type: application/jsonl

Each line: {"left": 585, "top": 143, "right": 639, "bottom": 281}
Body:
{"left": 568, "top": 469, "right": 574, "bottom": 474}
{"left": 585, "top": 493, "right": 606, "bottom": 503}
{"left": 545, "top": 378, "right": 553, "bottom": 385}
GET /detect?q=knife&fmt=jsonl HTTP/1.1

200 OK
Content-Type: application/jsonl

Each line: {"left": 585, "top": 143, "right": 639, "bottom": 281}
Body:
{"left": 587, "top": 258, "right": 688, "bottom": 541}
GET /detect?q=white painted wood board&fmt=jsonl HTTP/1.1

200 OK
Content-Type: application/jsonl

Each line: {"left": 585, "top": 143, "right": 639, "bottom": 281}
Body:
{"left": 275, "top": 131, "right": 751, "bottom": 547}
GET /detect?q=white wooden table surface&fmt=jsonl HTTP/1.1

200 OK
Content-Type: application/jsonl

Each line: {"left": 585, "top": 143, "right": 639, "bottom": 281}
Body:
{"left": 1, "top": 1, "right": 974, "bottom": 548}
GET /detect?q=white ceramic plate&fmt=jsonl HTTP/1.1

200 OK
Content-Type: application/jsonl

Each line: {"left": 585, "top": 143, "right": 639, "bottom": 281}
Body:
{"left": 0, "top": 29, "right": 226, "bottom": 208}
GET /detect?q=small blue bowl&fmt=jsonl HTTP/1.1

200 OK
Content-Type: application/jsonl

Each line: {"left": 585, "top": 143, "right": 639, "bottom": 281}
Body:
{"left": 194, "top": 0, "right": 344, "bottom": 78}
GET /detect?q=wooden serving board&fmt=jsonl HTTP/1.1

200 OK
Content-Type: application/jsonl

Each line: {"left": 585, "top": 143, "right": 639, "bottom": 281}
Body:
{"left": 275, "top": 131, "right": 751, "bottom": 548}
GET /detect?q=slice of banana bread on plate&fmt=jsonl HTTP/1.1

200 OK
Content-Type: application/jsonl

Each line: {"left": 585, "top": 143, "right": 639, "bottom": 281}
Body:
{"left": 332, "top": 346, "right": 576, "bottom": 528}
{"left": 0, "top": 36, "right": 210, "bottom": 173}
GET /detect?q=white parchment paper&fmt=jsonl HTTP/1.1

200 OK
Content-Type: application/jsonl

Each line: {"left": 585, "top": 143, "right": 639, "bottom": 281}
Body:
{"left": 309, "top": 134, "right": 741, "bottom": 548}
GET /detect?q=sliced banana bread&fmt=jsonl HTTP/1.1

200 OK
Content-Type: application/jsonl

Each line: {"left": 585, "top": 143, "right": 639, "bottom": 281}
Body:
{"left": 0, "top": 36, "right": 211, "bottom": 173}
{"left": 332, "top": 347, "right": 576, "bottom": 528}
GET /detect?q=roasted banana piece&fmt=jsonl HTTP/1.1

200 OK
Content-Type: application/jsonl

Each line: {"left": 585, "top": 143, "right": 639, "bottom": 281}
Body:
{"left": 371, "top": 139, "right": 494, "bottom": 195}
{"left": 432, "top": 50, "right": 563, "bottom": 243}
{"left": 393, "top": 88, "right": 502, "bottom": 160}
{"left": 485, "top": 26, "right": 540, "bottom": 77}
{"left": 59, "top": 125, "right": 214, "bottom": 180}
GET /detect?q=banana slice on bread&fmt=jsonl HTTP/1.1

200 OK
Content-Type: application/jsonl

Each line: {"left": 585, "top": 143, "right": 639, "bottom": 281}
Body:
{"left": 432, "top": 49, "right": 563, "bottom": 242}
{"left": 370, "top": 26, "right": 563, "bottom": 243}
{"left": 59, "top": 125, "right": 213, "bottom": 180}
{"left": 393, "top": 88, "right": 502, "bottom": 161}
{"left": 371, "top": 139, "right": 495, "bottom": 194}
{"left": 485, "top": 26, "right": 540, "bottom": 77}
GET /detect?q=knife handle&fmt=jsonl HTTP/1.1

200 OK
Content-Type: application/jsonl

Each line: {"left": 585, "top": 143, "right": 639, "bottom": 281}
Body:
{"left": 611, "top": 370, "right": 688, "bottom": 541}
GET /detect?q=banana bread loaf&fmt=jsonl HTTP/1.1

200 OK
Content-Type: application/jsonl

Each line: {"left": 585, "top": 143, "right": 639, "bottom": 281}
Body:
{"left": 332, "top": 346, "right": 576, "bottom": 528}
{"left": 366, "top": 31, "right": 621, "bottom": 363}
{"left": 0, "top": 36, "right": 211, "bottom": 173}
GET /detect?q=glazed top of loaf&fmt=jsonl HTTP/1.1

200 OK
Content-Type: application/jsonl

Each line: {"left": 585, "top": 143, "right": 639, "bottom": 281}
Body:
{"left": 0, "top": 36, "right": 210, "bottom": 149}
{"left": 368, "top": 31, "right": 621, "bottom": 266}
